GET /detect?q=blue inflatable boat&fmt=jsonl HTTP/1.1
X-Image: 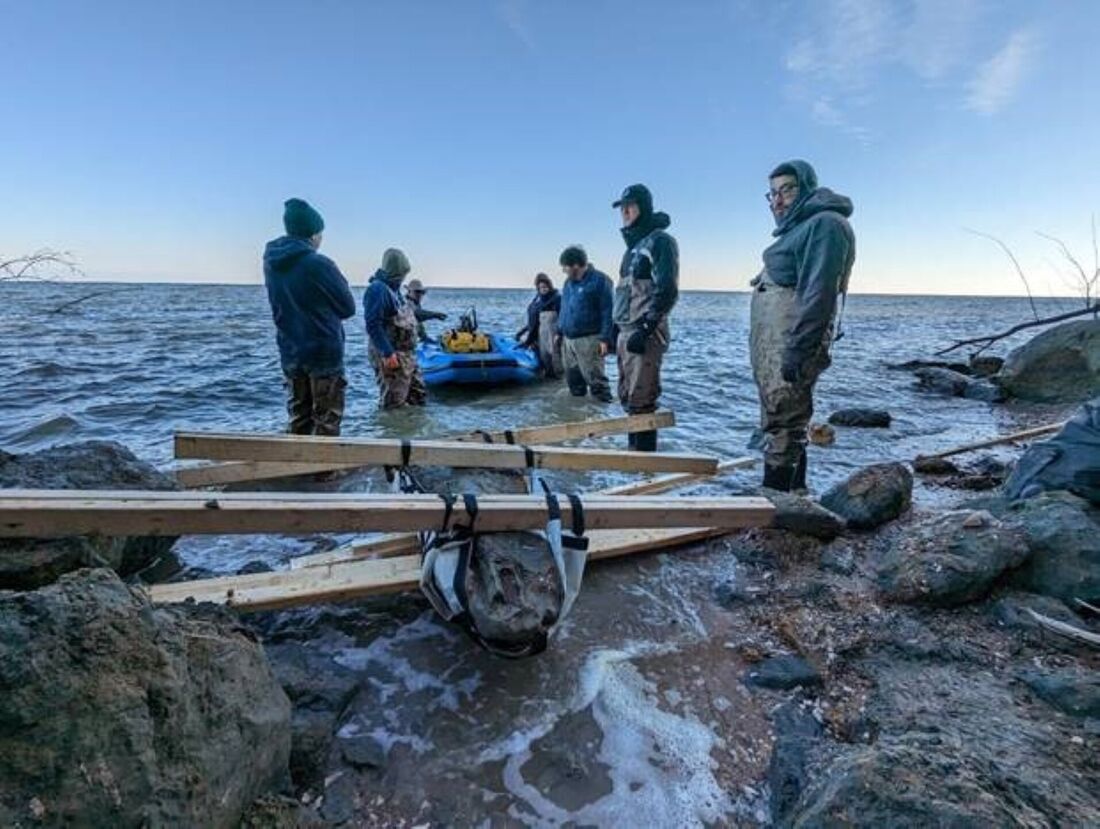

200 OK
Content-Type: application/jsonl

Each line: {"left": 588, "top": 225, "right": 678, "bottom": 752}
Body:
{"left": 418, "top": 334, "right": 540, "bottom": 387}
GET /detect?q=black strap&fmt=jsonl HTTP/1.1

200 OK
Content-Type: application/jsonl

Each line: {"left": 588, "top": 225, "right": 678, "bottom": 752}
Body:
{"left": 462, "top": 493, "right": 479, "bottom": 530}
{"left": 566, "top": 493, "right": 586, "bottom": 537}
{"left": 504, "top": 429, "right": 517, "bottom": 445}
{"left": 438, "top": 492, "right": 456, "bottom": 533}
{"left": 400, "top": 438, "right": 412, "bottom": 467}
{"left": 521, "top": 444, "right": 536, "bottom": 469}
{"left": 476, "top": 430, "right": 494, "bottom": 444}
{"left": 543, "top": 489, "right": 561, "bottom": 522}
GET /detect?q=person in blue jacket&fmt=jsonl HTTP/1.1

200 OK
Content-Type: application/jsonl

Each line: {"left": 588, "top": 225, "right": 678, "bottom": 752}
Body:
{"left": 363, "top": 248, "right": 426, "bottom": 409}
{"left": 263, "top": 198, "right": 356, "bottom": 435}
{"left": 557, "top": 245, "right": 613, "bottom": 402}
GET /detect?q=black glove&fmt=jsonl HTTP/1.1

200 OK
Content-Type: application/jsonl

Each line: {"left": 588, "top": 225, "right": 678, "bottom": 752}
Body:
{"left": 625, "top": 316, "right": 658, "bottom": 355}
{"left": 781, "top": 350, "right": 802, "bottom": 384}
{"left": 429, "top": 311, "right": 448, "bottom": 321}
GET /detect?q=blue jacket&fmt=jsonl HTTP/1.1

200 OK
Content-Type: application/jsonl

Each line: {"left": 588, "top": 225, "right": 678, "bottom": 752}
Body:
{"left": 559, "top": 266, "right": 613, "bottom": 343}
{"left": 363, "top": 269, "right": 405, "bottom": 357}
{"left": 263, "top": 236, "right": 356, "bottom": 374}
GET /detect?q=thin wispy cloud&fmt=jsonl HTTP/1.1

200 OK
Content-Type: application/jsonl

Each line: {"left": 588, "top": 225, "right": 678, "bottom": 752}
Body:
{"left": 965, "top": 29, "right": 1038, "bottom": 115}
{"left": 779, "top": 0, "right": 1033, "bottom": 137}
{"left": 496, "top": 0, "right": 535, "bottom": 53}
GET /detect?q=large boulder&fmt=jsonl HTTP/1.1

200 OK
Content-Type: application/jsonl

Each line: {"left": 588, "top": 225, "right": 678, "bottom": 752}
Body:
{"left": 997, "top": 319, "right": 1100, "bottom": 402}
{"left": 764, "top": 490, "right": 847, "bottom": 540}
{"left": 0, "top": 441, "right": 179, "bottom": 589}
{"left": 1004, "top": 491, "right": 1100, "bottom": 602}
{"left": 820, "top": 463, "right": 913, "bottom": 530}
{"left": 0, "top": 569, "right": 291, "bottom": 827}
{"left": 876, "top": 510, "right": 1030, "bottom": 606}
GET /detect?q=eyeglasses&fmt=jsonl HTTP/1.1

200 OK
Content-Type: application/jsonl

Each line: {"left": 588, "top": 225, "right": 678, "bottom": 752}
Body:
{"left": 765, "top": 183, "right": 799, "bottom": 203}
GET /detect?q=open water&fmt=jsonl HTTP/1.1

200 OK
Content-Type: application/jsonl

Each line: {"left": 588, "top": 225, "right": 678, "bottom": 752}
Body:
{"left": 0, "top": 280, "right": 1080, "bottom": 825}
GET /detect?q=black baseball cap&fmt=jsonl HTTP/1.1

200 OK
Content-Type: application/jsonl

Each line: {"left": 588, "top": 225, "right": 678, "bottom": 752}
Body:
{"left": 612, "top": 183, "right": 653, "bottom": 213}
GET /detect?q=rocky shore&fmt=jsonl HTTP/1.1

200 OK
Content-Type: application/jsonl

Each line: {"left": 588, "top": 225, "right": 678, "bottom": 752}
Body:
{"left": 2, "top": 320, "right": 1099, "bottom": 827}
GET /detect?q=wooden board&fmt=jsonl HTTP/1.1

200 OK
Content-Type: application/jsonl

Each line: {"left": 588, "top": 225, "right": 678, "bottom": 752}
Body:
{"left": 175, "top": 411, "right": 676, "bottom": 488}
{"left": 173, "top": 434, "right": 716, "bottom": 475}
{"left": 289, "top": 456, "right": 757, "bottom": 570}
{"left": 149, "top": 525, "right": 733, "bottom": 612}
{"left": 0, "top": 490, "right": 774, "bottom": 537}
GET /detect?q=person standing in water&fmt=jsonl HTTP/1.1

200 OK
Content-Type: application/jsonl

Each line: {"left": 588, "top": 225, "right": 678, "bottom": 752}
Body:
{"left": 405, "top": 278, "right": 447, "bottom": 344}
{"left": 557, "top": 245, "right": 614, "bottom": 402}
{"left": 263, "top": 197, "right": 356, "bottom": 436}
{"left": 750, "top": 160, "right": 855, "bottom": 492}
{"left": 363, "top": 248, "right": 427, "bottom": 409}
{"left": 515, "top": 273, "right": 562, "bottom": 378}
{"left": 612, "top": 184, "right": 679, "bottom": 451}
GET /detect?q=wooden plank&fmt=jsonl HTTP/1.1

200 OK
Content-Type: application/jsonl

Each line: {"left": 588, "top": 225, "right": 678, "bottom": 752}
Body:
{"left": 0, "top": 491, "right": 774, "bottom": 537}
{"left": 174, "top": 434, "right": 716, "bottom": 476}
{"left": 149, "top": 524, "right": 733, "bottom": 612}
{"left": 290, "top": 456, "right": 757, "bottom": 570}
{"left": 175, "top": 411, "right": 676, "bottom": 489}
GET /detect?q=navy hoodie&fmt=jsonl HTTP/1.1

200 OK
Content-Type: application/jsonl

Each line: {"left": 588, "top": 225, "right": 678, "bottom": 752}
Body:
{"left": 263, "top": 236, "right": 356, "bottom": 374}
{"left": 363, "top": 269, "right": 406, "bottom": 357}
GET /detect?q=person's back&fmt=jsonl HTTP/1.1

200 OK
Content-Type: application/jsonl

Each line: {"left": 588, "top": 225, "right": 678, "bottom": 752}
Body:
{"left": 263, "top": 198, "right": 356, "bottom": 435}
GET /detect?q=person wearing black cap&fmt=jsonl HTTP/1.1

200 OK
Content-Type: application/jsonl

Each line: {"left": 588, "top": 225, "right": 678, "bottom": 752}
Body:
{"left": 750, "top": 160, "right": 855, "bottom": 492}
{"left": 404, "top": 279, "right": 447, "bottom": 344}
{"left": 612, "top": 183, "right": 679, "bottom": 451}
{"left": 263, "top": 198, "right": 356, "bottom": 436}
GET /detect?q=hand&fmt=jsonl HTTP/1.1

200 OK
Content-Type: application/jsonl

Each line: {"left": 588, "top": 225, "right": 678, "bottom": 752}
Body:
{"left": 598, "top": 341, "right": 609, "bottom": 358}
{"left": 781, "top": 350, "right": 802, "bottom": 384}
{"left": 383, "top": 353, "right": 401, "bottom": 372}
{"left": 625, "top": 316, "right": 658, "bottom": 355}
{"left": 432, "top": 311, "right": 448, "bottom": 321}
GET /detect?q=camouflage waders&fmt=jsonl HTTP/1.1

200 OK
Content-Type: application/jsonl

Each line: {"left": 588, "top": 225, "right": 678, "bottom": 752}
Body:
{"left": 749, "top": 274, "right": 831, "bottom": 488}
{"left": 285, "top": 372, "right": 347, "bottom": 436}
{"left": 368, "top": 300, "right": 427, "bottom": 409}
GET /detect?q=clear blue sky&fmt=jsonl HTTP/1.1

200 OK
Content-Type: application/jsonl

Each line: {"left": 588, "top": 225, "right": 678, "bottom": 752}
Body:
{"left": 3, "top": 0, "right": 1098, "bottom": 295}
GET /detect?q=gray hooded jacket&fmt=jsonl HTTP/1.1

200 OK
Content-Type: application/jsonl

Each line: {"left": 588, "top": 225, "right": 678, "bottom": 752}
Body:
{"left": 762, "top": 160, "right": 855, "bottom": 361}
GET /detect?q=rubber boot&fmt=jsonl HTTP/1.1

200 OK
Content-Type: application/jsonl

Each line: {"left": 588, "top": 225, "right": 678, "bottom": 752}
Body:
{"left": 791, "top": 448, "right": 808, "bottom": 494}
{"left": 762, "top": 462, "right": 795, "bottom": 492}
{"left": 634, "top": 430, "right": 658, "bottom": 452}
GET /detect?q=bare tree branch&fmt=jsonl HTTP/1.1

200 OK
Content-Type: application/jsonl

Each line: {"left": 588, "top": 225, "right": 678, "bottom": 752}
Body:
{"left": 964, "top": 228, "right": 1040, "bottom": 321}
{"left": 0, "top": 249, "right": 82, "bottom": 282}
{"left": 935, "top": 303, "right": 1100, "bottom": 356}
{"left": 1037, "top": 230, "right": 1092, "bottom": 307}
{"left": 49, "top": 287, "right": 138, "bottom": 314}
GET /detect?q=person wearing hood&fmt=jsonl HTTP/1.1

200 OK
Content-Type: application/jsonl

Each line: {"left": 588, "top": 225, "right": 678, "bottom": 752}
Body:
{"left": 515, "top": 273, "right": 563, "bottom": 378}
{"left": 263, "top": 198, "right": 356, "bottom": 436}
{"left": 612, "top": 184, "right": 679, "bottom": 451}
{"left": 363, "top": 248, "right": 427, "bottom": 409}
{"left": 750, "top": 160, "right": 855, "bottom": 492}
{"left": 404, "top": 279, "right": 448, "bottom": 344}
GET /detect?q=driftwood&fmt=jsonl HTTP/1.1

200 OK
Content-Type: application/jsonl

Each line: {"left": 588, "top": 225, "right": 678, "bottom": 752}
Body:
{"left": 935, "top": 304, "right": 1099, "bottom": 357}
{"left": 915, "top": 421, "right": 1065, "bottom": 462}
{"left": 1075, "top": 598, "right": 1100, "bottom": 616}
{"left": 1025, "top": 608, "right": 1100, "bottom": 649}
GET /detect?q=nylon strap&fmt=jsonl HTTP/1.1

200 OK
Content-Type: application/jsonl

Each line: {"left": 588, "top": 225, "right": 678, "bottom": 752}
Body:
{"left": 521, "top": 445, "right": 536, "bottom": 468}
{"left": 437, "top": 492, "right": 456, "bottom": 533}
{"left": 566, "top": 493, "right": 585, "bottom": 537}
{"left": 504, "top": 429, "right": 517, "bottom": 445}
{"left": 400, "top": 438, "right": 412, "bottom": 467}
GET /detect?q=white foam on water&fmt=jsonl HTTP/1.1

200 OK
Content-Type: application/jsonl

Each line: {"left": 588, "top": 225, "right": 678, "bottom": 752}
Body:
{"left": 488, "top": 642, "right": 737, "bottom": 828}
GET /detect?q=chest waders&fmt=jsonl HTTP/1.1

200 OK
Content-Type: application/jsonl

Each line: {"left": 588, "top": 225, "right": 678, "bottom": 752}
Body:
{"left": 749, "top": 273, "right": 832, "bottom": 491}
{"left": 537, "top": 309, "right": 563, "bottom": 378}
{"left": 371, "top": 300, "right": 427, "bottom": 408}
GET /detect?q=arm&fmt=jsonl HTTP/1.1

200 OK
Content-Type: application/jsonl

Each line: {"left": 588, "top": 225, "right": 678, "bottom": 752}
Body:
{"left": 363, "top": 283, "right": 395, "bottom": 357}
{"left": 314, "top": 255, "right": 356, "bottom": 319}
{"left": 598, "top": 274, "right": 614, "bottom": 344}
{"left": 648, "top": 234, "right": 679, "bottom": 320}
{"left": 787, "top": 215, "right": 853, "bottom": 360}
{"left": 413, "top": 306, "right": 447, "bottom": 322}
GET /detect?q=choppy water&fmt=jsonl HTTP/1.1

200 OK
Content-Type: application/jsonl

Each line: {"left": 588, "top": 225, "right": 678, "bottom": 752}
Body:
{"left": 0, "top": 280, "right": 1081, "bottom": 825}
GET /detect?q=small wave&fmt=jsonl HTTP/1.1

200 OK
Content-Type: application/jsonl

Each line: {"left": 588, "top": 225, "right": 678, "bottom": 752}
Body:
{"left": 2, "top": 413, "right": 83, "bottom": 448}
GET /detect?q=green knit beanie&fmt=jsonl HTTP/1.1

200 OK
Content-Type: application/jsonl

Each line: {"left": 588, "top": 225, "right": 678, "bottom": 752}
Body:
{"left": 381, "top": 248, "right": 411, "bottom": 277}
{"left": 283, "top": 198, "right": 325, "bottom": 238}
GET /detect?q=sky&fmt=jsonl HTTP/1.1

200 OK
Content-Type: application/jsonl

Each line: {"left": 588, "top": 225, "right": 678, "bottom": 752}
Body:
{"left": 2, "top": 0, "right": 1098, "bottom": 296}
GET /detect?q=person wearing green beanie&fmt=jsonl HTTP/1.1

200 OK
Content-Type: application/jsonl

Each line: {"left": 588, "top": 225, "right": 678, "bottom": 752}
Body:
{"left": 263, "top": 197, "right": 356, "bottom": 435}
{"left": 363, "top": 247, "right": 427, "bottom": 409}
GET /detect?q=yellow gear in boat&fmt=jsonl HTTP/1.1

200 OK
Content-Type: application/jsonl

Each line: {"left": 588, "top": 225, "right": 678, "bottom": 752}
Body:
{"left": 442, "top": 329, "right": 491, "bottom": 353}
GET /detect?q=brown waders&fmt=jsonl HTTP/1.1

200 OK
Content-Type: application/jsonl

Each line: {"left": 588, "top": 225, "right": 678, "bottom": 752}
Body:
{"left": 749, "top": 274, "right": 831, "bottom": 491}
{"left": 616, "top": 320, "right": 668, "bottom": 451}
{"left": 285, "top": 372, "right": 347, "bottom": 436}
{"left": 368, "top": 300, "right": 427, "bottom": 409}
